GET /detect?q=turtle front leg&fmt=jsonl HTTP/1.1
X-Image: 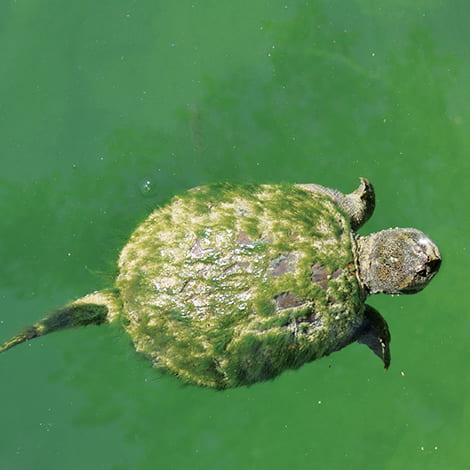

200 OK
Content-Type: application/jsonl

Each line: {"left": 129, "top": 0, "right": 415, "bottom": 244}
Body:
{"left": 355, "top": 304, "right": 391, "bottom": 368}
{"left": 297, "top": 177, "right": 375, "bottom": 230}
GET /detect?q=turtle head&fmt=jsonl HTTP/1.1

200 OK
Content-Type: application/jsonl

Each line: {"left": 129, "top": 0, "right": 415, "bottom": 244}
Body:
{"left": 358, "top": 228, "right": 441, "bottom": 295}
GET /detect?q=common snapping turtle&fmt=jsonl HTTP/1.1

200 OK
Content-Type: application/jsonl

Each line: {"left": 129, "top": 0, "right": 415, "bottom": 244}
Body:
{"left": 0, "top": 179, "right": 441, "bottom": 388}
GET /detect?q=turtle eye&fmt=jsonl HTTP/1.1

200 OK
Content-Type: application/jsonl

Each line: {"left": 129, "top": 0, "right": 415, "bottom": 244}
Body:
{"left": 416, "top": 268, "right": 428, "bottom": 278}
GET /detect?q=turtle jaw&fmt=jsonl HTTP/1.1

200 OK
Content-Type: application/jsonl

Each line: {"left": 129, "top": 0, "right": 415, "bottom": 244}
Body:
{"left": 399, "top": 232, "right": 442, "bottom": 295}
{"left": 400, "top": 257, "right": 442, "bottom": 295}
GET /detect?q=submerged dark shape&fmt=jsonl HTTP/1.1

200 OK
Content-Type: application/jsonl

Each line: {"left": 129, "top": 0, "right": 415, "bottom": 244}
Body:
{"left": 0, "top": 178, "right": 441, "bottom": 388}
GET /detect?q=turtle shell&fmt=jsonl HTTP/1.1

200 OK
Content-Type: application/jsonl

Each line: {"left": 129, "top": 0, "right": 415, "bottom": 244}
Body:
{"left": 117, "top": 183, "right": 366, "bottom": 388}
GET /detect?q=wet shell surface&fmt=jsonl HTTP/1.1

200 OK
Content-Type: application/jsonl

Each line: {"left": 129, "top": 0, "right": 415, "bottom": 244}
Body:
{"left": 116, "top": 183, "right": 365, "bottom": 388}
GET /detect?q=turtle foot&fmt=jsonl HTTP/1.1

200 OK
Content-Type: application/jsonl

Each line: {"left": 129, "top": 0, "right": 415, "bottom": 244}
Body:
{"left": 356, "top": 304, "right": 391, "bottom": 369}
{"left": 344, "top": 177, "right": 375, "bottom": 231}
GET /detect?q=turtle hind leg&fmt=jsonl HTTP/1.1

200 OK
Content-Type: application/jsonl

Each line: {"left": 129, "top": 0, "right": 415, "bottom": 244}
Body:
{"left": 356, "top": 304, "right": 391, "bottom": 369}
{"left": 0, "top": 325, "right": 43, "bottom": 353}
{"left": 0, "top": 303, "right": 108, "bottom": 354}
{"left": 0, "top": 289, "right": 121, "bottom": 353}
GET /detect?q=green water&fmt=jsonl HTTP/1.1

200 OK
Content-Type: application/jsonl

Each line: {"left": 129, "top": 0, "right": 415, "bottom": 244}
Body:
{"left": 1, "top": 1, "right": 468, "bottom": 469}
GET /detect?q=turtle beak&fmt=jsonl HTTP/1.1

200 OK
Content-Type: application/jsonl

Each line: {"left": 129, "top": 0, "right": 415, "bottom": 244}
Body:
{"left": 417, "top": 235, "right": 442, "bottom": 278}
{"left": 425, "top": 258, "right": 442, "bottom": 277}
{"left": 402, "top": 235, "right": 442, "bottom": 294}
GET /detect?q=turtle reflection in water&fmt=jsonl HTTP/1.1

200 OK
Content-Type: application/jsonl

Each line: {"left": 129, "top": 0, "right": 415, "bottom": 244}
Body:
{"left": 0, "top": 179, "right": 441, "bottom": 388}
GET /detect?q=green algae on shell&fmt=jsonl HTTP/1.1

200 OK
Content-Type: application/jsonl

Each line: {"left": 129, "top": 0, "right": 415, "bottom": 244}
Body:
{"left": 116, "top": 183, "right": 364, "bottom": 388}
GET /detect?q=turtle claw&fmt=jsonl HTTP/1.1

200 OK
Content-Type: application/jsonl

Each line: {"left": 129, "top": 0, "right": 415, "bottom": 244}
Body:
{"left": 356, "top": 304, "right": 391, "bottom": 369}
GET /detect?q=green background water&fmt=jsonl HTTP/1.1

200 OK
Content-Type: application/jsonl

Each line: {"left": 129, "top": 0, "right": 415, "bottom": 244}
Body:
{"left": 1, "top": 1, "right": 468, "bottom": 469}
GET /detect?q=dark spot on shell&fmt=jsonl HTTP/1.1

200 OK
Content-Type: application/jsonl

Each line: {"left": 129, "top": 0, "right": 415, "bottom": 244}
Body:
{"left": 311, "top": 263, "right": 329, "bottom": 290}
{"left": 268, "top": 253, "right": 298, "bottom": 276}
{"left": 224, "top": 262, "right": 250, "bottom": 275}
{"left": 190, "top": 238, "right": 205, "bottom": 258}
{"left": 235, "top": 231, "right": 254, "bottom": 246}
{"left": 237, "top": 261, "right": 250, "bottom": 269}
{"left": 330, "top": 268, "right": 344, "bottom": 279}
{"left": 274, "top": 292, "right": 306, "bottom": 310}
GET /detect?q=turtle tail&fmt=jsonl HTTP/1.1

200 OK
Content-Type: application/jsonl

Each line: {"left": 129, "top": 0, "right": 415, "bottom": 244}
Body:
{"left": 0, "top": 288, "right": 122, "bottom": 354}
